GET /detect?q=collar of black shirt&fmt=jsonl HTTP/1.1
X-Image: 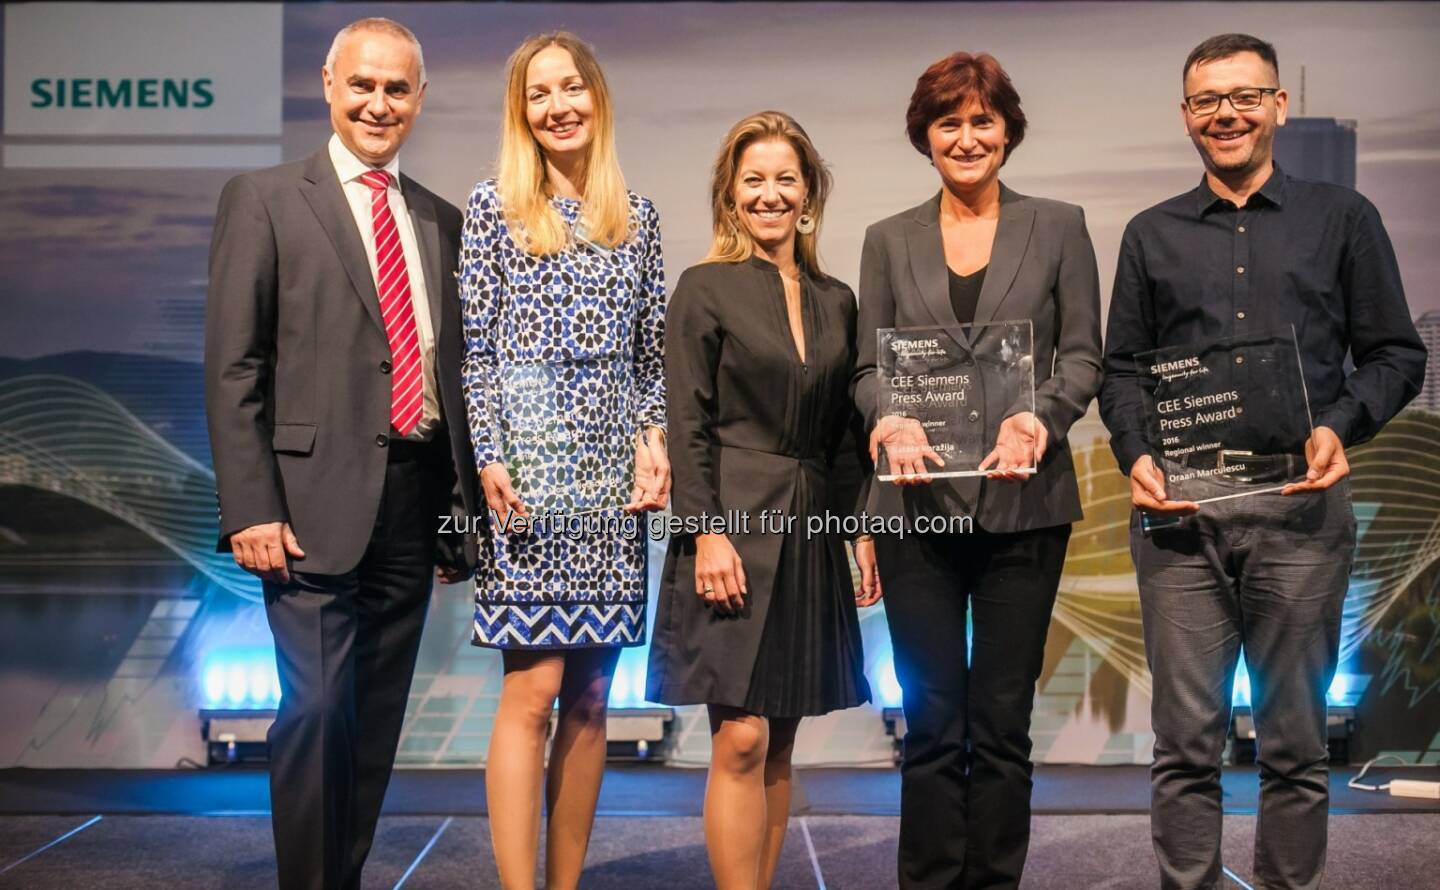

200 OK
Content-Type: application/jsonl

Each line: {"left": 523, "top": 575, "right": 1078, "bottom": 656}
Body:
{"left": 1195, "top": 161, "right": 1288, "bottom": 216}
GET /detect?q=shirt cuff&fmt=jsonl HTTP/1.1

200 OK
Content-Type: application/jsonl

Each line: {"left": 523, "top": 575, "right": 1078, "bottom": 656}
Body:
{"left": 1109, "top": 431, "right": 1151, "bottom": 477}
{"left": 1312, "top": 409, "right": 1355, "bottom": 447}
{"left": 473, "top": 438, "right": 500, "bottom": 471}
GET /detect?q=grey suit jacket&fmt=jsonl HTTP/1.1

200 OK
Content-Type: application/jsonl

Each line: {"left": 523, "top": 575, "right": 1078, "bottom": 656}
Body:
{"left": 850, "top": 184, "right": 1102, "bottom": 533}
{"left": 205, "top": 147, "right": 478, "bottom": 576}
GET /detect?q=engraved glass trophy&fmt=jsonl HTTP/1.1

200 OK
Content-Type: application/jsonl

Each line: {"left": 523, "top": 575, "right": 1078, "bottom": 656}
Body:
{"left": 499, "top": 361, "right": 635, "bottom": 514}
{"left": 875, "top": 320, "right": 1036, "bottom": 481}
{"left": 1136, "top": 326, "right": 1313, "bottom": 504}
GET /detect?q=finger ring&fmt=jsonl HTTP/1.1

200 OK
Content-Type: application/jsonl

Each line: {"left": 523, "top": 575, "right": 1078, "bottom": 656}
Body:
{"left": 703, "top": 586, "right": 714, "bottom": 593}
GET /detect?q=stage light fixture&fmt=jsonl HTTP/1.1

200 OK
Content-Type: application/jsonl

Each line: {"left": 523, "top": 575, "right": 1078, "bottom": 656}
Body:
{"left": 540, "top": 705, "right": 675, "bottom": 762}
{"left": 1327, "top": 672, "right": 1350, "bottom": 705}
{"left": 882, "top": 707, "right": 907, "bottom": 765}
{"left": 541, "top": 649, "right": 674, "bottom": 762}
{"left": 602, "top": 707, "right": 676, "bottom": 761}
{"left": 198, "top": 647, "right": 282, "bottom": 765}
{"left": 870, "top": 653, "right": 908, "bottom": 763}
{"left": 872, "top": 653, "right": 904, "bottom": 708}
{"left": 200, "top": 708, "right": 276, "bottom": 765}
{"left": 1231, "top": 660, "right": 1253, "bottom": 708}
{"left": 608, "top": 646, "right": 650, "bottom": 709}
{"left": 201, "top": 647, "right": 282, "bottom": 710}
{"left": 1229, "top": 666, "right": 1367, "bottom": 765}
{"left": 1230, "top": 660, "right": 1360, "bottom": 710}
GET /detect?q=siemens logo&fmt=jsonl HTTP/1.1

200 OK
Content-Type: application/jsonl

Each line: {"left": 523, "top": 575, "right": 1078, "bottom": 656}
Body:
{"left": 30, "top": 78, "right": 215, "bottom": 109}
{"left": 5, "top": 5, "right": 279, "bottom": 145}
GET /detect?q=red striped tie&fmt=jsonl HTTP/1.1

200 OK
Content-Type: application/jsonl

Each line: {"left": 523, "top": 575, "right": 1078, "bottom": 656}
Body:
{"left": 361, "top": 170, "right": 423, "bottom": 436}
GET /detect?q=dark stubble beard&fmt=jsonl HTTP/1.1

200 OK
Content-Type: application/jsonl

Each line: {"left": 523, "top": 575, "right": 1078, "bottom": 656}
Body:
{"left": 1201, "top": 127, "right": 1273, "bottom": 177}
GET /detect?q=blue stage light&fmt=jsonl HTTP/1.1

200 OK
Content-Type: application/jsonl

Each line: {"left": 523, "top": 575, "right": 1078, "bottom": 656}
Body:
{"left": 608, "top": 646, "right": 650, "bottom": 708}
{"left": 1231, "top": 659, "right": 1252, "bottom": 708}
{"left": 873, "top": 654, "right": 903, "bottom": 708}
{"left": 1327, "top": 673, "right": 1349, "bottom": 705}
{"left": 203, "top": 664, "right": 226, "bottom": 705}
{"left": 201, "top": 648, "right": 281, "bottom": 710}
{"left": 250, "top": 665, "right": 273, "bottom": 703}
{"left": 225, "top": 665, "right": 248, "bottom": 705}
{"left": 1231, "top": 659, "right": 1358, "bottom": 709}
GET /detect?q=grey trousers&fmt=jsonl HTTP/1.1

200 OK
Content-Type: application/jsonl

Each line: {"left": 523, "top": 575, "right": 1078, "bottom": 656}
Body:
{"left": 1131, "top": 480, "right": 1355, "bottom": 890}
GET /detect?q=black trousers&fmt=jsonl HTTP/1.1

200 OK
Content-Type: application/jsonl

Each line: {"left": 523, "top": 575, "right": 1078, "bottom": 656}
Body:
{"left": 262, "top": 438, "right": 448, "bottom": 890}
{"left": 876, "top": 523, "right": 1071, "bottom": 890}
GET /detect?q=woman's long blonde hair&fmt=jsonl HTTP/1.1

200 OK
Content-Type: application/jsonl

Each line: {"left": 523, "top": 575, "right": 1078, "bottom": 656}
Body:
{"left": 497, "top": 32, "right": 631, "bottom": 256}
{"left": 703, "top": 111, "right": 832, "bottom": 275}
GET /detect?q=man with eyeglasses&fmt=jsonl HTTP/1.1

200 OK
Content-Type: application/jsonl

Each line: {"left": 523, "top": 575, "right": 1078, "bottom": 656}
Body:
{"left": 1099, "top": 33, "right": 1425, "bottom": 890}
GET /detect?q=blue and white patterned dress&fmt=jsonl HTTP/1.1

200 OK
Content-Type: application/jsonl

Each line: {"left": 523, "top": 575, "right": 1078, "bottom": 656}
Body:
{"left": 460, "top": 179, "right": 666, "bottom": 648}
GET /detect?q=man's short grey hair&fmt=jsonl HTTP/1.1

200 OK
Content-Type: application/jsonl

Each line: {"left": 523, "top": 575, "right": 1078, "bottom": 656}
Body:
{"left": 325, "top": 17, "right": 427, "bottom": 85}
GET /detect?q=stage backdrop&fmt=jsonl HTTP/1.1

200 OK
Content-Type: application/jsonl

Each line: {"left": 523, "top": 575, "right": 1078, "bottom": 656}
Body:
{"left": 2, "top": 2, "right": 1438, "bottom": 769}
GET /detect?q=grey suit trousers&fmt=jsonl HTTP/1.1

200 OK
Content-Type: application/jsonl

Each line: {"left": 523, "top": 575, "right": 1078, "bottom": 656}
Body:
{"left": 1132, "top": 480, "right": 1355, "bottom": 890}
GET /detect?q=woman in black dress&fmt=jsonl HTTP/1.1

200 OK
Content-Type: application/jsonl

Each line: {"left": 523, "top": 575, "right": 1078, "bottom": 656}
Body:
{"left": 645, "top": 111, "right": 879, "bottom": 890}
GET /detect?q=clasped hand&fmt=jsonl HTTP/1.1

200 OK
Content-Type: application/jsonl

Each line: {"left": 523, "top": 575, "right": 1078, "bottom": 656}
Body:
{"left": 695, "top": 532, "right": 884, "bottom": 614}
{"left": 625, "top": 426, "right": 671, "bottom": 513}
{"left": 870, "top": 411, "right": 1044, "bottom": 484}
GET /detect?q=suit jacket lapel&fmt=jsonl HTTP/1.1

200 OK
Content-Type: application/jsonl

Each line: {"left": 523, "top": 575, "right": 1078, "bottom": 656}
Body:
{"left": 972, "top": 184, "right": 1034, "bottom": 328}
{"left": 299, "top": 148, "right": 385, "bottom": 334}
{"left": 403, "top": 176, "right": 445, "bottom": 339}
{"left": 905, "top": 193, "right": 961, "bottom": 335}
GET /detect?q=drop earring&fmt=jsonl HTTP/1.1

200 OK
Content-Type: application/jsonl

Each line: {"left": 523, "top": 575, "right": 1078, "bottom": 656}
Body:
{"left": 795, "top": 206, "right": 816, "bottom": 235}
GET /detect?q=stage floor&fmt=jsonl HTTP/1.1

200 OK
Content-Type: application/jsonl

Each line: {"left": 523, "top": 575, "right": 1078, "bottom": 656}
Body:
{"left": 1, "top": 766, "right": 1437, "bottom": 888}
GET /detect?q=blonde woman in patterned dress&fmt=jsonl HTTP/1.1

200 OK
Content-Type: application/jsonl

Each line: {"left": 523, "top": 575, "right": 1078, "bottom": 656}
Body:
{"left": 459, "top": 31, "right": 669, "bottom": 889}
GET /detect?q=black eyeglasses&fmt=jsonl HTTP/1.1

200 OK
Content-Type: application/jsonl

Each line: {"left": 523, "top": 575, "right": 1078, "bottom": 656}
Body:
{"left": 1184, "top": 87, "right": 1279, "bottom": 116}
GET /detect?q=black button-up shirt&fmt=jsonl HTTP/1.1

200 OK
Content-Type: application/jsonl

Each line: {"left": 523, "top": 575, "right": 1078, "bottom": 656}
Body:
{"left": 1099, "top": 164, "right": 1426, "bottom": 474}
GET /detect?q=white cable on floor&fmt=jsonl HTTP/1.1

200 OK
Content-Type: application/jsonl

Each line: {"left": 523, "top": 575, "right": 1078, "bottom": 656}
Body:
{"left": 799, "top": 816, "right": 827, "bottom": 890}
{"left": 393, "top": 815, "right": 453, "bottom": 889}
{"left": 1347, "top": 753, "right": 1415, "bottom": 792}
{"left": 1222, "top": 865, "right": 1256, "bottom": 889}
{"left": 0, "top": 815, "right": 103, "bottom": 877}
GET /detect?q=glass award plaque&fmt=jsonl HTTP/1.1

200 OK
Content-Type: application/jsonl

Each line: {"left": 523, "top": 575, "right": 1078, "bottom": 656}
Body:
{"left": 499, "top": 360, "right": 635, "bottom": 514}
{"left": 1136, "top": 327, "right": 1313, "bottom": 504}
{"left": 876, "top": 320, "right": 1036, "bottom": 481}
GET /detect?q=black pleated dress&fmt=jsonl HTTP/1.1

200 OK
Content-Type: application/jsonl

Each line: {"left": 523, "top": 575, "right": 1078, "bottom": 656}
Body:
{"left": 645, "top": 257, "right": 871, "bottom": 718}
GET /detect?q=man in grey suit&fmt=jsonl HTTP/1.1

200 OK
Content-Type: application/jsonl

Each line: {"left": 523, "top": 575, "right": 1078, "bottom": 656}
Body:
{"left": 204, "top": 18, "right": 476, "bottom": 890}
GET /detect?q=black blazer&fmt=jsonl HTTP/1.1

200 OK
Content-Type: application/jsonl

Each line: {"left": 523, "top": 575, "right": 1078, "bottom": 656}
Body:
{"left": 204, "top": 147, "right": 478, "bottom": 575}
{"left": 649, "top": 257, "right": 865, "bottom": 707}
{"left": 850, "top": 185, "right": 1103, "bottom": 533}
{"left": 668, "top": 257, "right": 865, "bottom": 535}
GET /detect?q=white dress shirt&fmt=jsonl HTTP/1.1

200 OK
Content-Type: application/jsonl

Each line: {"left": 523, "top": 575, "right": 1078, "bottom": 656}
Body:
{"left": 328, "top": 133, "right": 440, "bottom": 440}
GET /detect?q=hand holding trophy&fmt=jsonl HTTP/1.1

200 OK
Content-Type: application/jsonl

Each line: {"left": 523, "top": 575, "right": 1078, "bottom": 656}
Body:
{"left": 875, "top": 320, "right": 1037, "bottom": 484}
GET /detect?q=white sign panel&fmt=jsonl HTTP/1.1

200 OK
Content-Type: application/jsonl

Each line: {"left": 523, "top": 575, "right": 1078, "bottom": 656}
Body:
{"left": 4, "top": 3, "right": 282, "bottom": 137}
{"left": 3, "top": 143, "right": 282, "bottom": 169}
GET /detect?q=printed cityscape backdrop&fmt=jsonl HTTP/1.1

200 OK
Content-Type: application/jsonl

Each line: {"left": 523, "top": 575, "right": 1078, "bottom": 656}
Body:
{"left": 2, "top": 2, "right": 1438, "bottom": 768}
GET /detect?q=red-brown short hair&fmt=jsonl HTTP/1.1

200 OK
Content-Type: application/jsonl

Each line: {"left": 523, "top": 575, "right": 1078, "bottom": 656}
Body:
{"left": 905, "top": 52, "right": 1026, "bottom": 164}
